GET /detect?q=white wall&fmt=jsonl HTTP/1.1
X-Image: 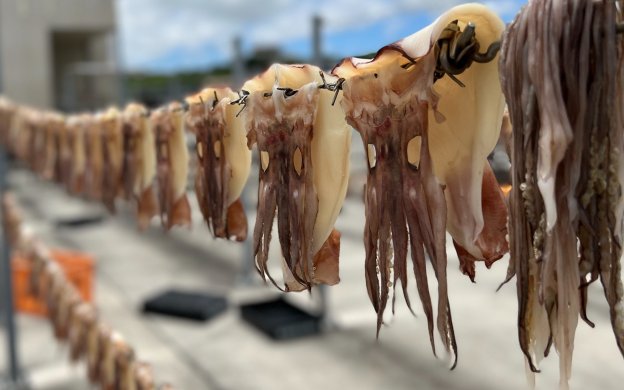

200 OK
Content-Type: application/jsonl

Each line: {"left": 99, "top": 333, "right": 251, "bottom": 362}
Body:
{"left": 0, "top": 0, "right": 116, "bottom": 108}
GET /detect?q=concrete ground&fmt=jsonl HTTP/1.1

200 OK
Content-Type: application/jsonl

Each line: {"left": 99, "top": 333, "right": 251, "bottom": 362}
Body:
{"left": 1, "top": 166, "right": 624, "bottom": 390}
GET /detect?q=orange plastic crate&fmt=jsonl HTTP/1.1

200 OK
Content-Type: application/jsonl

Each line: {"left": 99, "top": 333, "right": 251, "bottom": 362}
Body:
{"left": 12, "top": 249, "right": 95, "bottom": 316}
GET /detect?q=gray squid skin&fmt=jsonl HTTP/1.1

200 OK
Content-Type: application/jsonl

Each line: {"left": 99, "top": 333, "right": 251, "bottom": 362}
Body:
{"left": 500, "top": 0, "right": 624, "bottom": 385}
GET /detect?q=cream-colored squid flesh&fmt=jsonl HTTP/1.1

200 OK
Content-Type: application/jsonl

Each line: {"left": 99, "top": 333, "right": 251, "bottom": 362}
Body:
{"left": 150, "top": 103, "right": 191, "bottom": 230}
{"left": 333, "top": 3, "right": 506, "bottom": 365}
{"left": 121, "top": 103, "right": 158, "bottom": 230}
{"left": 185, "top": 87, "right": 251, "bottom": 240}
{"left": 500, "top": 1, "right": 624, "bottom": 388}
{"left": 99, "top": 107, "right": 124, "bottom": 213}
{"left": 244, "top": 63, "right": 351, "bottom": 292}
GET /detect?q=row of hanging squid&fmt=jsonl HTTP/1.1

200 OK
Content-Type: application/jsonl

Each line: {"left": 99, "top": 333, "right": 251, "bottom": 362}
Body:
{"left": 2, "top": 195, "right": 175, "bottom": 390}
{"left": 0, "top": 1, "right": 622, "bottom": 388}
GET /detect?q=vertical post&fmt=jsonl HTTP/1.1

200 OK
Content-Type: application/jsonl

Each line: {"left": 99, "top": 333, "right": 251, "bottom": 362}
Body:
{"left": 231, "top": 36, "right": 256, "bottom": 285}
{"left": 0, "top": 146, "right": 20, "bottom": 385}
{"left": 0, "top": 1, "right": 22, "bottom": 383}
{"left": 232, "top": 36, "right": 245, "bottom": 89}
{"left": 311, "top": 15, "right": 331, "bottom": 328}
{"left": 312, "top": 15, "right": 323, "bottom": 68}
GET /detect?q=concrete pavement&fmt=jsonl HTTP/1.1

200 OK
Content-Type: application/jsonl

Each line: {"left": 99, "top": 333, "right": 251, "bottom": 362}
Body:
{"left": 1, "top": 167, "right": 623, "bottom": 390}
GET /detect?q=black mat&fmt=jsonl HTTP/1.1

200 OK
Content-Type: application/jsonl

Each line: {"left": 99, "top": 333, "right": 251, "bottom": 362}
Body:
{"left": 240, "top": 297, "right": 322, "bottom": 340}
{"left": 55, "top": 214, "right": 105, "bottom": 228}
{"left": 142, "top": 289, "right": 227, "bottom": 322}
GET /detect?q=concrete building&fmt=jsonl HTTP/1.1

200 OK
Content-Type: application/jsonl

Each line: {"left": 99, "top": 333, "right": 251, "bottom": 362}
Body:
{"left": 0, "top": 0, "right": 118, "bottom": 111}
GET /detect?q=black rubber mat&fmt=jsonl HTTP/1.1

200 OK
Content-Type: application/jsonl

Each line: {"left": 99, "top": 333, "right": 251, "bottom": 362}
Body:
{"left": 55, "top": 214, "right": 105, "bottom": 228}
{"left": 142, "top": 289, "right": 227, "bottom": 322}
{"left": 240, "top": 297, "right": 322, "bottom": 340}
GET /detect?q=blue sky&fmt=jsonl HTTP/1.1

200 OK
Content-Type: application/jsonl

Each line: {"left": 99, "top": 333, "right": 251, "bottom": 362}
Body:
{"left": 117, "top": 0, "right": 525, "bottom": 73}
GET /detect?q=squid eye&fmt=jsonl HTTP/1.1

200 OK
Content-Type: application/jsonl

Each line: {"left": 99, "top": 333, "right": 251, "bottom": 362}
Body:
{"left": 293, "top": 147, "right": 302, "bottom": 175}
{"left": 407, "top": 136, "right": 422, "bottom": 169}
{"left": 367, "top": 144, "right": 377, "bottom": 168}
{"left": 260, "top": 151, "right": 270, "bottom": 171}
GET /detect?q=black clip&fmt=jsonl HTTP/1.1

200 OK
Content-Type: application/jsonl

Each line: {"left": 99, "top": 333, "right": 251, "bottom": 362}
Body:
{"left": 429, "top": 20, "right": 501, "bottom": 87}
{"left": 276, "top": 87, "right": 298, "bottom": 97}
{"left": 318, "top": 71, "right": 345, "bottom": 106}
{"left": 212, "top": 91, "right": 219, "bottom": 110}
{"left": 230, "top": 90, "right": 250, "bottom": 117}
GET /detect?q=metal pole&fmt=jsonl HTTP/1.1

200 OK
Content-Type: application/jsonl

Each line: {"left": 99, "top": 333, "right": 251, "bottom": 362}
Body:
{"left": 231, "top": 36, "right": 257, "bottom": 286}
{"left": 311, "top": 15, "right": 331, "bottom": 328}
{"left": 232, "top": 36, "right": 245, "bottom": 90}
{"left": 0, "top": 146, "right": 21, "bottom": 386}
{"left": 312, "top": 15, "right": 323, "bottom": 68}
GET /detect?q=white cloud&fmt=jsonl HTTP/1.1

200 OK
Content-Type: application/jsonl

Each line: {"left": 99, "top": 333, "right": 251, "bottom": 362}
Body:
{"left": 115, "top": 0, "right": 511, "bottom": 71}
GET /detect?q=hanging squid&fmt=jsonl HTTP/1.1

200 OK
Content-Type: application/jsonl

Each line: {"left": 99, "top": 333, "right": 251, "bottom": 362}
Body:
{"left": 66, "top": 115, "right": 89, "bottom": 196}
{"left": 55, "top": 112, "right": 73, "bottom": 190}
{"left": 0, "top": 97, "right": 15, "bottom": 147}
{"left": 121, "top": 103, "right": 158, "bottom": 230}
{"left": 99, "top": 107, "right": 125, "bottom": 214}
{"left": 500, "top": 0, "right": 624, "bottom": 388}
{"left": 68, "top": 302, "right": 97, "bottom": 362}
{"left": 149, "top": 103, "right": 192, "bottom": 230}
{"left": 7, "top": 107, "right": 28, "bottom": 163}
{"left": 134, "top": 363, "right": 156, "bottom": 390}
{"left": 87, "top": 322, "right": 111, "bottom": 384}
{"left": 41, "top": 112, "right": 65, "bottom": 183}
{"left": 243, "top": 64, "right": 351, "bottom": 292}
{"left": 101, "top": 332, "right": 136, "bottom": 390}
{"left": 84, "top": 113, "right": 104, "bottom": 201}
{"left": 332, "top": 3, "right": 507, "bottom": 365}
{"left": 1, "top": 193, "right": 24, "bottom": 248}
{"left": 185, "top": 88, "right": 251, "bottom": 241}
{"left": 26, "top": 111, "right": 46, "bottom": 176}
{"left": 51, "top": 280, "right": 81, "bottom": 341}
{"left": 101, "top": 331, "right": 123, "bottom": 390}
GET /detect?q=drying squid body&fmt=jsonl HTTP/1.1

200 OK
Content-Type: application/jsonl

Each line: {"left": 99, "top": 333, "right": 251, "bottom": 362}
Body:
{"left": 26, "top": 111, "right": 46, "bottom": 175}
{"left": 99, "top": 107, "right": 124, "bottom": 213}
{"left": 54, "top": 113, "right": 73, "bottom": 189}
{"left": 244, "top": 63, "right": 351, "bottom": 291}
{"left": 66, "top": 115, "right": 89, "bottom": 195}
{"left": 101, "top": 332, "right": 125, "bottom": 390}
{"left": 500, "top": 0, "right": 624, "bottom": 387}
{"left": 68, "top": 302, "right": 96, "bottom": 362}
{"left": 0, "top": 97, "right": 15, "bottom": 147}
{"left": 84, "top": 114, "right": 104, "bottom": 201}
{"left": 150, "top": 103, "right": 191, "bottom": 230}
{"left": 121, "top": 103, "right": 158, "bottom": 230}
{"left": 332, "top": 3, "right": 506, "bottom": 365}
{"left": 133, "top": 363, "right": 156, "bottom": 390}
{"left": 42, "top": 113, "right": 65, "bottom": 182}
{"left": 185, "top": 87, "right": 251, "bottom": 241}
{"left": 88, "top": 323, "right": 111, "bottom": 384}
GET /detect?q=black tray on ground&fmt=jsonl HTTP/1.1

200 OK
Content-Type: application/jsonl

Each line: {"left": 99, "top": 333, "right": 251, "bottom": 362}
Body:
{"left": 240, "top": 297, "right": 322, "bottom": 340}
{"left": 55, "top": 214, "right": 105, "bottom": 228}
{"left": 142, "top": 289, "right": 227, "bottom": 322}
